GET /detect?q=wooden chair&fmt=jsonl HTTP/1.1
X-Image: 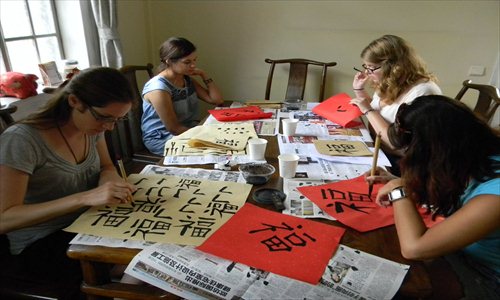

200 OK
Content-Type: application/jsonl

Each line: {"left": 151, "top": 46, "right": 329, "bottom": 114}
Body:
{"left": 264, "top": 58, "right": 337, "bottom": 102}
{"left": 0, "top": 104, "right": 17, "bottom": 133}
{"left": 106, "top": 64, "right": 162, "bottom": 172}
{"left": 454, "top": 79, "right": 500, "bottom": 126}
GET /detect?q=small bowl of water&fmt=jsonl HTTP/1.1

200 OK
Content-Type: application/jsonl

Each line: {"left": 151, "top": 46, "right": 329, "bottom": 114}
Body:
{"left": 283, "top": 99, "right": 303, "bottom": 110}
{"left": 239, "top": 163, "right": 275, "bottom": 185}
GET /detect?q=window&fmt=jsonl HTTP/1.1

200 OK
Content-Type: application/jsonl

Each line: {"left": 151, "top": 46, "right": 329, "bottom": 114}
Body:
{"left": 0, "top": 0, "right": 64, "bottom": 76}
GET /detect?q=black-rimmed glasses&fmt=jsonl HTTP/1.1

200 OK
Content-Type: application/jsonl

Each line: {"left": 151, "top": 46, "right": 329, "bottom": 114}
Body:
{"left": 353, "top": 64, "right": 382, "bottom": 74}
{"left": 87, "top": 105, "right": 128, "bottom": 123}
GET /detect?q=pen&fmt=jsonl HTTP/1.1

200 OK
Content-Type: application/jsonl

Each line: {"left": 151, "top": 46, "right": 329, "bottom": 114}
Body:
{"left": 368, "top": 132, "right": 382, "bottom": 197}
{"left": 117, "top": 159, "right": 132, "bottom": 203}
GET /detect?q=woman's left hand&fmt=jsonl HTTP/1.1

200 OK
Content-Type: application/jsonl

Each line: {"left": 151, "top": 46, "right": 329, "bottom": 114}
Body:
{"left": 375, "top": 178, "right": 404, "bottom": 207}
{"left": 350, "top": 97, "right": 372, "bottom": 114}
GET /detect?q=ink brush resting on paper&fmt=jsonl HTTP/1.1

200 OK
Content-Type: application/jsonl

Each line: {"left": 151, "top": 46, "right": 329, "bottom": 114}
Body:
{"left": 117, "top": 159, "right": 132, "bottom": 203}
{"left": 368, "top": 133, "right": 382, "bottom": 197}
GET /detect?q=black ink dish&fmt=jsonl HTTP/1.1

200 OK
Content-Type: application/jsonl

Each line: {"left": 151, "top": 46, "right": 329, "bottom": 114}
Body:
{"left": 239, "top": 163, "right": 275, "bottom": 185}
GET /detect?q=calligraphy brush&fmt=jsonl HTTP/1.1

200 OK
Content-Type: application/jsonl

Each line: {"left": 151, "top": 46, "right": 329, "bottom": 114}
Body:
{"left": 117, "top": 158, "right": 132, "bottom": 203}
{"left": 368, "top": 132, "right": 382, "bottom": 198}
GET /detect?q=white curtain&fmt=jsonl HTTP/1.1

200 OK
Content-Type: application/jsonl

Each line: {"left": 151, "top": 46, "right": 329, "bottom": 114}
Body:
{"left": 80, "top": 0, "right": 123, "bottom": 68}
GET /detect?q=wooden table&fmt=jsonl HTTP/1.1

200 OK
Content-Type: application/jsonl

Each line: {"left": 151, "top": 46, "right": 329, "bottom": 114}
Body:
{"left": 68, "top": 134, "right": 435, "bottom": 299}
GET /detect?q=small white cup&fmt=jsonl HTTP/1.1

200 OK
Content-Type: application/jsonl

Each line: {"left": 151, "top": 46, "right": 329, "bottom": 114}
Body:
{"left": 247, "top": 138, "right": 268, "bottom": 160}
{"left": 278, "top": 154, "right": 300, "bottom": 178}
{"left": 282, "top": 119, "right": 299, "bottom": 136}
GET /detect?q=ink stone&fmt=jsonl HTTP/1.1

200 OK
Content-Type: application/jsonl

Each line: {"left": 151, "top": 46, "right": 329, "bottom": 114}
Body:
{"left": 239, "top": 163, "right": 275, "bottom": 185}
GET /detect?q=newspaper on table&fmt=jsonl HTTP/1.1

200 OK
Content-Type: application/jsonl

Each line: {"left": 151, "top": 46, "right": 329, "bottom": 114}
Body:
{"left": 281, "top": 178, "right": 336, "bottom": 220}
{"left": 163, "top": 154, "right": 256, "bottom": 166}
{"left": 278, "top": 134, "right": 391, "bottom": 166}
{"left": 125, "top": 243, "right": 409, "bottom": 300}
{"left": 139, "top": 164, "right": 246, "bottom": 183}
{"left": 288, "top": 155, "right": 373, "bottom": 180}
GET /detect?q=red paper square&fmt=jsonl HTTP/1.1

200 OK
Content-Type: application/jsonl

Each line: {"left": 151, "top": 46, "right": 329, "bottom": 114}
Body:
{"left": 197, "top": 203, "right": 345, "bottom": 284}
{"left": 298, "top": 175, "right": 394, "bottom": 232}
{"left": 208, "top": 106, "right": 273, "bottom": 122}
{"left": 312, "top": 93, "right": 363, "bottom": 127}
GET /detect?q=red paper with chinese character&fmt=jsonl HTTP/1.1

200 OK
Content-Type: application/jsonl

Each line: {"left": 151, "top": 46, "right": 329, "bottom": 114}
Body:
{"left": 312, "top": 93, "right": 363, "bottom": 127}
{"left": 298, "top": 175, "right": 394, "bottom": 232}
{"left": 197, "top": 203, "right": 345, "bottom": 284}
{"left": 208, "top": 106, "right": 273, "bottom": 122}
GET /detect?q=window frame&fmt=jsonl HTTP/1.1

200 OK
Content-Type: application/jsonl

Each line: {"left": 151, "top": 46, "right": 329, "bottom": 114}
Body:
{"left": 0, "top": 0, "right": 65, "bottom": 72}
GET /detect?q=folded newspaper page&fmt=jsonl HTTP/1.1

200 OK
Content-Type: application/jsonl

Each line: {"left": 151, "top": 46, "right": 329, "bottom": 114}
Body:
{"left": 125, "top": 243, "right": 409, "bottom": 300}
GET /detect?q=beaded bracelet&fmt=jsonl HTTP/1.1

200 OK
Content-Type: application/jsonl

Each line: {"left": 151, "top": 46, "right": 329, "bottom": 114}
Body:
{"left": 353, "top": 88, "right": 364, "bottom": 91}
{"left": 363, "top": 108, "right": 375, "bottom": 115}
{"left": 203, "top": 78, "right": 213, "bottom": 84}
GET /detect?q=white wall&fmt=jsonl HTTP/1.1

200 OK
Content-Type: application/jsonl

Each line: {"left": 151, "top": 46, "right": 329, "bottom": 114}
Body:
{"left": 118, "top": 0, "right": 499, "bottom": 105}
{"left": 55, "top": 0, "right": 89, "bottom": 73}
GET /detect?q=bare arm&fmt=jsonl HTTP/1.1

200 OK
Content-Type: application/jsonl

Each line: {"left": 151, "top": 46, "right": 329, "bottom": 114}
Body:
{"left": 377, "top": 179, "right": 500, "bottom": 260}
{"left": 350, "top": 90, "right": 394, "bottom": 148}
{"left": 191, "top": 68, "right": 224, "bottom": 105}
{"left": 145, "top": 90, "right": 190, "bottom": 135}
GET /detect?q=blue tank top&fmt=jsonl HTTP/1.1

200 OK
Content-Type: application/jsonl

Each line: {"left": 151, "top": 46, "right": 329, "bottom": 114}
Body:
{"left": 460, "top": 156, "right": 500, "bottom": 275}
{"left": 141, "top": 75, "right": 199, "bottom": 142}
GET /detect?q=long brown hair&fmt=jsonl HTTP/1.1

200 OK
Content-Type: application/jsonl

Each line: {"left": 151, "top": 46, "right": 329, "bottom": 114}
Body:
{"left": 388, "top": 95, "right": 500, "bottom": 216}
{"left": 361, "top": 35, "right": 436, "bottom": 104}
{"left": 21, "top": 67, "right": 133, "bottom": 129}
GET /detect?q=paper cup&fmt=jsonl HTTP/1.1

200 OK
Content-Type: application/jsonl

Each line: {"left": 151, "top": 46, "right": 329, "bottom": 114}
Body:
{"left": 282, "top": 119, "right": 299, "bottom": 136}
{"left": 278, "top": 154, "right": 300, "bottom": 178}
{"left": 247, "top": 138, "right": 268, "bottom": 160}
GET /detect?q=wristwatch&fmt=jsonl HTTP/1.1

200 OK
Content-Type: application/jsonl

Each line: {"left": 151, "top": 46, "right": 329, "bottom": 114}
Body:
{"left": 388, "top": 187, "right": 407, "bottom": 202}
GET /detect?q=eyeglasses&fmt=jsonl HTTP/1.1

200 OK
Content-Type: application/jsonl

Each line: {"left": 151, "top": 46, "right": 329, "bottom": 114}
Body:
{"left": 87, "top": 105, "right": 128, "bottom": 123}
{"left": 354, "top": 64, "right": 382, "bottom": 74}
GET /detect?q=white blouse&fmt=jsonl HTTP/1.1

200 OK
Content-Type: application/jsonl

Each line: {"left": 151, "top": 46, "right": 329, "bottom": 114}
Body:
{"left": 371, "top": 81, "right": 442, "bottom": 123}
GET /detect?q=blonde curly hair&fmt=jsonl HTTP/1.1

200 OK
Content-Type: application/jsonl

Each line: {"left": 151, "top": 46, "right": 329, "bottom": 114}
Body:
{"left": 361, "top": 35, "right": 437, "bottom": 104}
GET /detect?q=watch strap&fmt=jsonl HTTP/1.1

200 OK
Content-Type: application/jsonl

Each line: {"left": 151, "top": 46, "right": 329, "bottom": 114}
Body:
{"left": 388, "top": 187, "right": 406, "bottom": 202}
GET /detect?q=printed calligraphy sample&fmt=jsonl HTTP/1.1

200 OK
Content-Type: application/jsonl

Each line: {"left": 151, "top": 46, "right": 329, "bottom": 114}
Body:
{"left": 197, "top": 203, "right": 346, "bottom": 284}
{"left": 187, "top": 123, "right": 258, "bottom": 151}
{"left": 65, "top": 174, "right": 252, "bottom": 245}
{"left": 313, "top": 140, "right": 373, "bottom": 157}
{"left": 163, "top": 125, "right": 249, "bottom": 156}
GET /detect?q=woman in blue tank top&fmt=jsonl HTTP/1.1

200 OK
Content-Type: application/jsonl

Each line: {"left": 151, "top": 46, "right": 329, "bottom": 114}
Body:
{"left": 141, "top": 37, "right": 224, "bottom": 155}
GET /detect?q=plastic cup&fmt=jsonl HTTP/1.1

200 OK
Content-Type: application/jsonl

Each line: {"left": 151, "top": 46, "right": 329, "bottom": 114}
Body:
{"left": 247, "top": 138, "right": 268, "bottom": 160}
{"left": 282, "top": 119, "right": 299, "bottom": 136}
{"left": 278, "top": 154, "right": 300, "bottom": 178}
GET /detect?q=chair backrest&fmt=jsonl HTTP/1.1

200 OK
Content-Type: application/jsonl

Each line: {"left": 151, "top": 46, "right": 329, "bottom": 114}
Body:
{"left": 454, "top": 79, "right": 500, "bottom": 126}
{"left": 0, "top": 104, "right": 17, "bottom": 134}
{"left": 106, "top": 64, "right": 161, "bottom": 166}
{"left": 264, "top": 58, "right": 337, "bottom": 102}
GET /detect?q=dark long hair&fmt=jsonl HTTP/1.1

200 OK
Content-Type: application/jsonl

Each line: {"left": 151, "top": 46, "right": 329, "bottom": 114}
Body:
{"left": 388, "top": 95, "right": 500, "bottom": 216}
{"left": 158, "top": 37, "right": 196, "bottom": 72}
{"left": 21, "top": 67, "right": 133, "bottom": 129}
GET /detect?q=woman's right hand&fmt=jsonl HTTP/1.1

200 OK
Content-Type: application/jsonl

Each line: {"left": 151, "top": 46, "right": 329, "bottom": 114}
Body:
{"left": 81, "top": 181, "right": 136, "bottom": 206}
{"left": 353, "top": 71, "right": 369, "bottom": 90}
